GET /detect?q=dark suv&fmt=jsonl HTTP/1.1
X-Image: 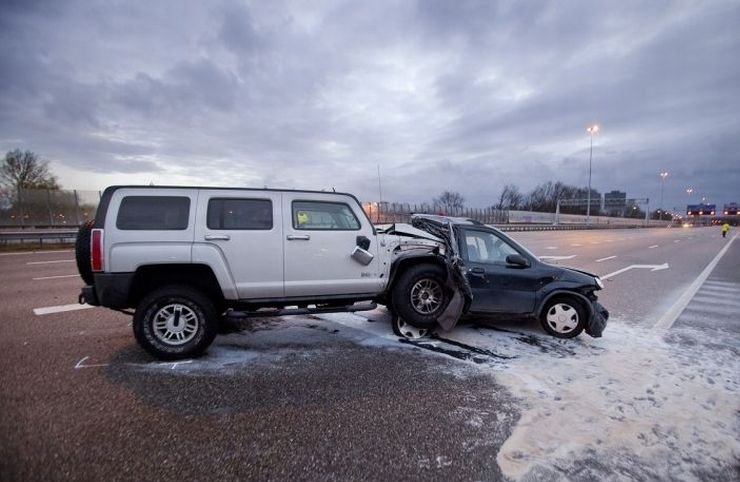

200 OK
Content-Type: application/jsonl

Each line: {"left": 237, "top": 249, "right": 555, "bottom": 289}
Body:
{"left": 391, "top": 216, "right": 608, "bottom": 339}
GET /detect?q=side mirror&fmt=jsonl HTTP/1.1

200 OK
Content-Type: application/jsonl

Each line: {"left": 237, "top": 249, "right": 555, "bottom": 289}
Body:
{"left": 506, "top": 254, "right": 529, "bottom": 267}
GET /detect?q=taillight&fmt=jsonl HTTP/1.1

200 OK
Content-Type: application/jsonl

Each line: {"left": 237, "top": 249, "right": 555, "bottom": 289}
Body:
{"left": 91, "top": 228, "right": 104, "bottom": 272}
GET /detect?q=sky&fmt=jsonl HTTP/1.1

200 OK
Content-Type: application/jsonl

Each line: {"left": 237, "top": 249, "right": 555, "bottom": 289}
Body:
{"left": 1, "top": 0, "right": 739, "bottom": 213}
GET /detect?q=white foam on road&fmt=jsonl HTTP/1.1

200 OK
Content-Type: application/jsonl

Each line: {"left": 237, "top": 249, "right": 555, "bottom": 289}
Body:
{"left": 434, "top": 321, "right": 740, "bottom": 481}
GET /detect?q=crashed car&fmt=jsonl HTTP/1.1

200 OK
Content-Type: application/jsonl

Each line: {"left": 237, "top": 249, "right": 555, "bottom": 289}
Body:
{"left": 380, "top": 215, "right": 608, "bottom": 339}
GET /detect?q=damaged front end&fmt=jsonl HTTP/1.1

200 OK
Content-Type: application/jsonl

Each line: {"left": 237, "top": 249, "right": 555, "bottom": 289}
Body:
{"left": 378, "top": 216, "right": 473, "bottom": 332}
{"left": 586, "top": 298, "right": 609, "bottom": 338}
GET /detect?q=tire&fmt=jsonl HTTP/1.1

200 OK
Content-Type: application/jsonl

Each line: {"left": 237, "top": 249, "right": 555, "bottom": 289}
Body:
{"left": 75, "top": 220, "right": 95, "bottom": 285}
{"left": 391, "top": 264, "right": 448, "bottom": 329}
{"left": 540, "top": 296, "right": 586, "bottom": 338}
{"left": 133, "top": 285, "right": 218, "bottom": 360}
{"left": 391, "top": 313, "right": 430, "bottom": 339}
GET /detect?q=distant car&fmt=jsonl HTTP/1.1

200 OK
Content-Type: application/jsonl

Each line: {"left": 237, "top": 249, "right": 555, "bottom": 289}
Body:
{"left": 392, "top": 216, "right": 608, "bottom": 339}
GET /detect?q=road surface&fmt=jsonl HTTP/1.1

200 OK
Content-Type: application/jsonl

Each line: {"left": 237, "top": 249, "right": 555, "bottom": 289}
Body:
{"left": 1, "top": 226, "right": 738, "bottom": 481}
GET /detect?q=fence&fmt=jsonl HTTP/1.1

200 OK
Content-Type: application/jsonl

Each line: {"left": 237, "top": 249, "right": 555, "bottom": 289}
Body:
{"left": 362, "top": 202, "right": 509, "bottom": 225}
{"left": 0, "top": 189, "right": 100, "bottom": 228}
{"left": 361, "top": 202, "right": 667, "bottom": 227}
{"left": 0, "top": 188, "right": 668, "bottom": 229}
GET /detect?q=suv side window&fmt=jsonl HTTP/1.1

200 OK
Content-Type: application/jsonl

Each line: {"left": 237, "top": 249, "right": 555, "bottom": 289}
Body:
{"left": 116, "top": 196, "right": 190, "bottom": 230}
{"left": 207, "top": 198, "right": 273, "bottom": 230}
{"left": 292, "top": 201, "right": 361, "bottom": 230}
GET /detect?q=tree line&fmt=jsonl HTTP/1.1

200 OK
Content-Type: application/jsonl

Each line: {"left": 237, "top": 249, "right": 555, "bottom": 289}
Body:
{"left": 432, "top": 183, "right": 662, "bottom": 219}
{"left": 0, "top": 149, "right": 664, "bottom": 224}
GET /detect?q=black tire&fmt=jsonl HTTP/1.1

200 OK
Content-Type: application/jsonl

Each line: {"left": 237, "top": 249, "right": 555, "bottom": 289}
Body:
{"left": 540, "top": 296, "right": 586, "bottom": 338}
{"left": 391, "top": 264, "right": 448, "bottom": 329}
{"left": 391, "top": 313, "right": 430, "bottom": 339}
{"left": 75, "top": 220, "right": 95, "bottom": 285}
{"left": 133, "top": 285, "right": 218, "bottom": 360}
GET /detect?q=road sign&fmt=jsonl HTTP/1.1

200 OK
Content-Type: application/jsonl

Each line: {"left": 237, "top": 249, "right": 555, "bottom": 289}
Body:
{"left": 687, "top": 204, "right": 716, "bottom": 215}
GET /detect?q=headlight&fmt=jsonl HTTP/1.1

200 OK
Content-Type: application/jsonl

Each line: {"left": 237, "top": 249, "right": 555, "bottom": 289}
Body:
{"left": 595, "top": 277, "right": 604, "bottom": 289}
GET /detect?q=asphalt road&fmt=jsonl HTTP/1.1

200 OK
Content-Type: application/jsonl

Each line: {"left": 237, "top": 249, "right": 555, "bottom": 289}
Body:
{"left": 1, "top": 226, "right": 738, "bottom": 482}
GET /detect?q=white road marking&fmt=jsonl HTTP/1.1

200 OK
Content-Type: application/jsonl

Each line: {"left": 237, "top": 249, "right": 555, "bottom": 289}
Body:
{"left": 75, "top": 356, "right": 109, "bottom": 369}
{"left": 33, "top": 274, "right": 79, "bottom": 281}
{"left": 544, "top": 246, "right": 558, "bottom": 250}
{"left": 596, "top": 255, "right": 617, "bottom": 262}
{"left": 602, "top": 263, "right": 669, "bottom": 280}
{"left": 26, "top": 259, "right": 75, "bottom": 265}
{"left": 34, "top": 303, "right": 94, "bottom": 315}
{"left": 649, "top": 245, "right": 659, "bottom": 249}
{"left": 653, "top": 232, "right": 738, "bottom": 331}
{"left": 75, "top": 356, "right": 194, "bottom": 370}
{"left": 674, "top": 240, "right": 681, "bottom": 243}
{"left": 570, "top": 243, "right": 582, "bottom": 247}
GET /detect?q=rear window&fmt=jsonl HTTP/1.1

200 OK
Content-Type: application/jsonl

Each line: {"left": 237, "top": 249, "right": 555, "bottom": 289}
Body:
{"left": 116, "top": 196, "right": 190, "bottom": 230}
{"left": 207, "top": 198, "right": 273, "bottom": 230}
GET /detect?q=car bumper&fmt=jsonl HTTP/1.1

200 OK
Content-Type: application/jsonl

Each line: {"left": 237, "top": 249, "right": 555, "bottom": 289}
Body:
{"left": 586, "top": 300, "right": 609, "bottom": 337}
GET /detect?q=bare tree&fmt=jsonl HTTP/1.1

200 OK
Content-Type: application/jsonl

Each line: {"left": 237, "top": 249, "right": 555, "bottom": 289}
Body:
{"left": 433, "top": 191, "right": 465, "bottom": 214}
{"left": 495, "top": 184, "right": 523, "bottom": 210}
{"left": 1, "top": 149, "right": 59, "bottom": 191}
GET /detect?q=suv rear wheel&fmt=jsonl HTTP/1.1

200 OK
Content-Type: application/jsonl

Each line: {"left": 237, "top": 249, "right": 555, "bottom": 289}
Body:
{"left": 133, "top": 285, "right": 218, "bottom": 360}
{"left": 392, "top": 264, "right": 448, "bottom": 329}
{"left": 540, "top": 296, "right": 586, "bottom": 338}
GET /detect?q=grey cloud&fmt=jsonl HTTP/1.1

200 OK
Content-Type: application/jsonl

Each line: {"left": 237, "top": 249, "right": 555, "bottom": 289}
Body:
{"left": 0, "top": 0, "right": 738, "bottom": 211}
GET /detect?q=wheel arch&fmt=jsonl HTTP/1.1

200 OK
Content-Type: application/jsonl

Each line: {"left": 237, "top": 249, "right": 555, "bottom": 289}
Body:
{"left": 384, "top": 253, "right": 449, "bottom": 302}
{"left": 536, "top": 290, "right": 593, "bottom": 319}
{"left": 128, "top": 264, "right": 226, "bottom": 313}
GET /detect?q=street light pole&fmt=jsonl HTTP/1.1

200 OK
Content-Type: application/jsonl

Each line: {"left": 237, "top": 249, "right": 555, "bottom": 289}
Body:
{"left": 659, "top": 171, "right": 668, "bottom": 219}
{"left": 658, "top": 171, "right": 668, "bottom": 221}
{"left": 586, "top": 124, "right": 599, "bottom": 224}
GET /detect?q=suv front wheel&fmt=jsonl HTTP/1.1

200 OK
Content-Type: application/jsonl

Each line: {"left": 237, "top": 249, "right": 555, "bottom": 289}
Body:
{"left": 392, "top": 264, "right": 449, "bottom": 329}
{"left": 133, "top": 285, "right": 218, "bottom": 360}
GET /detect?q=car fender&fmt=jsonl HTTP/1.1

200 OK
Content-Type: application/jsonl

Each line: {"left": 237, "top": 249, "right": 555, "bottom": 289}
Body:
{"left": 191, "top": 243, "right": 238, "bottom": 300}
{"left": 536, "top": 289, "right": 594, "bottom": 319}
{"left": 386, "top": 251, "right": 448, "bottom": 291}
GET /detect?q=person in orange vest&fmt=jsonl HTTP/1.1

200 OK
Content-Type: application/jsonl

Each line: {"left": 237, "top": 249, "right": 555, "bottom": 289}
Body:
{"left": 721, "top": 222, "right": 730, "bottom": 238}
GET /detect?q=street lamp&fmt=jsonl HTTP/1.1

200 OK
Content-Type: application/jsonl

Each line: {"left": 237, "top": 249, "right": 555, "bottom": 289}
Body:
{"left": 659, "top": 171, "right": 668, "bottom": 219}
{"left": 586, "top": 124, "right": 599, "bottom": 224}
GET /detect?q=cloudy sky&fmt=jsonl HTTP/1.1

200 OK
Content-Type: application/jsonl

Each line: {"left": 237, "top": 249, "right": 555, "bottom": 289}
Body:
{"left": 1, "top": 0, "right": 738, "bottom": 212}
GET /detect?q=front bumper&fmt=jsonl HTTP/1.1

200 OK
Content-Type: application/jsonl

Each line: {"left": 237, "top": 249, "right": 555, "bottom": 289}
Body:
{"left": 586, "top": 300, "right": 609, "bottom": 337}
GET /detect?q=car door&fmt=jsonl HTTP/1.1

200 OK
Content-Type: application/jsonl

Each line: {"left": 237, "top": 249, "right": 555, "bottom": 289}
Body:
{"left": 282, "top": 192, "right": 383, "bottom": 297}
{"left": 193, "top": 190, "right": 284, "bottom": 299}
{"left": 461, "top": 228, "right": 538, "bottom": 315}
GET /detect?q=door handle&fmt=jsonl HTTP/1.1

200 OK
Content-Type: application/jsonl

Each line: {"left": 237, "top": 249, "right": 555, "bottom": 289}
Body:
{"left": 287, "top": 234, "right": 311, "bottom": 241}
{"left": 469, "top": 267, "right": 488, "bottom": 281}
{"left": 205, "top": 234, "right": 231, "bottom": 241}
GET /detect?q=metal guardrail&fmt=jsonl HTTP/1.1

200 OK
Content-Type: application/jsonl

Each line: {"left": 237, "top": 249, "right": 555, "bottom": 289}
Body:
{"left": 0, "top": 230, "right": 78, "bottom": 247}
